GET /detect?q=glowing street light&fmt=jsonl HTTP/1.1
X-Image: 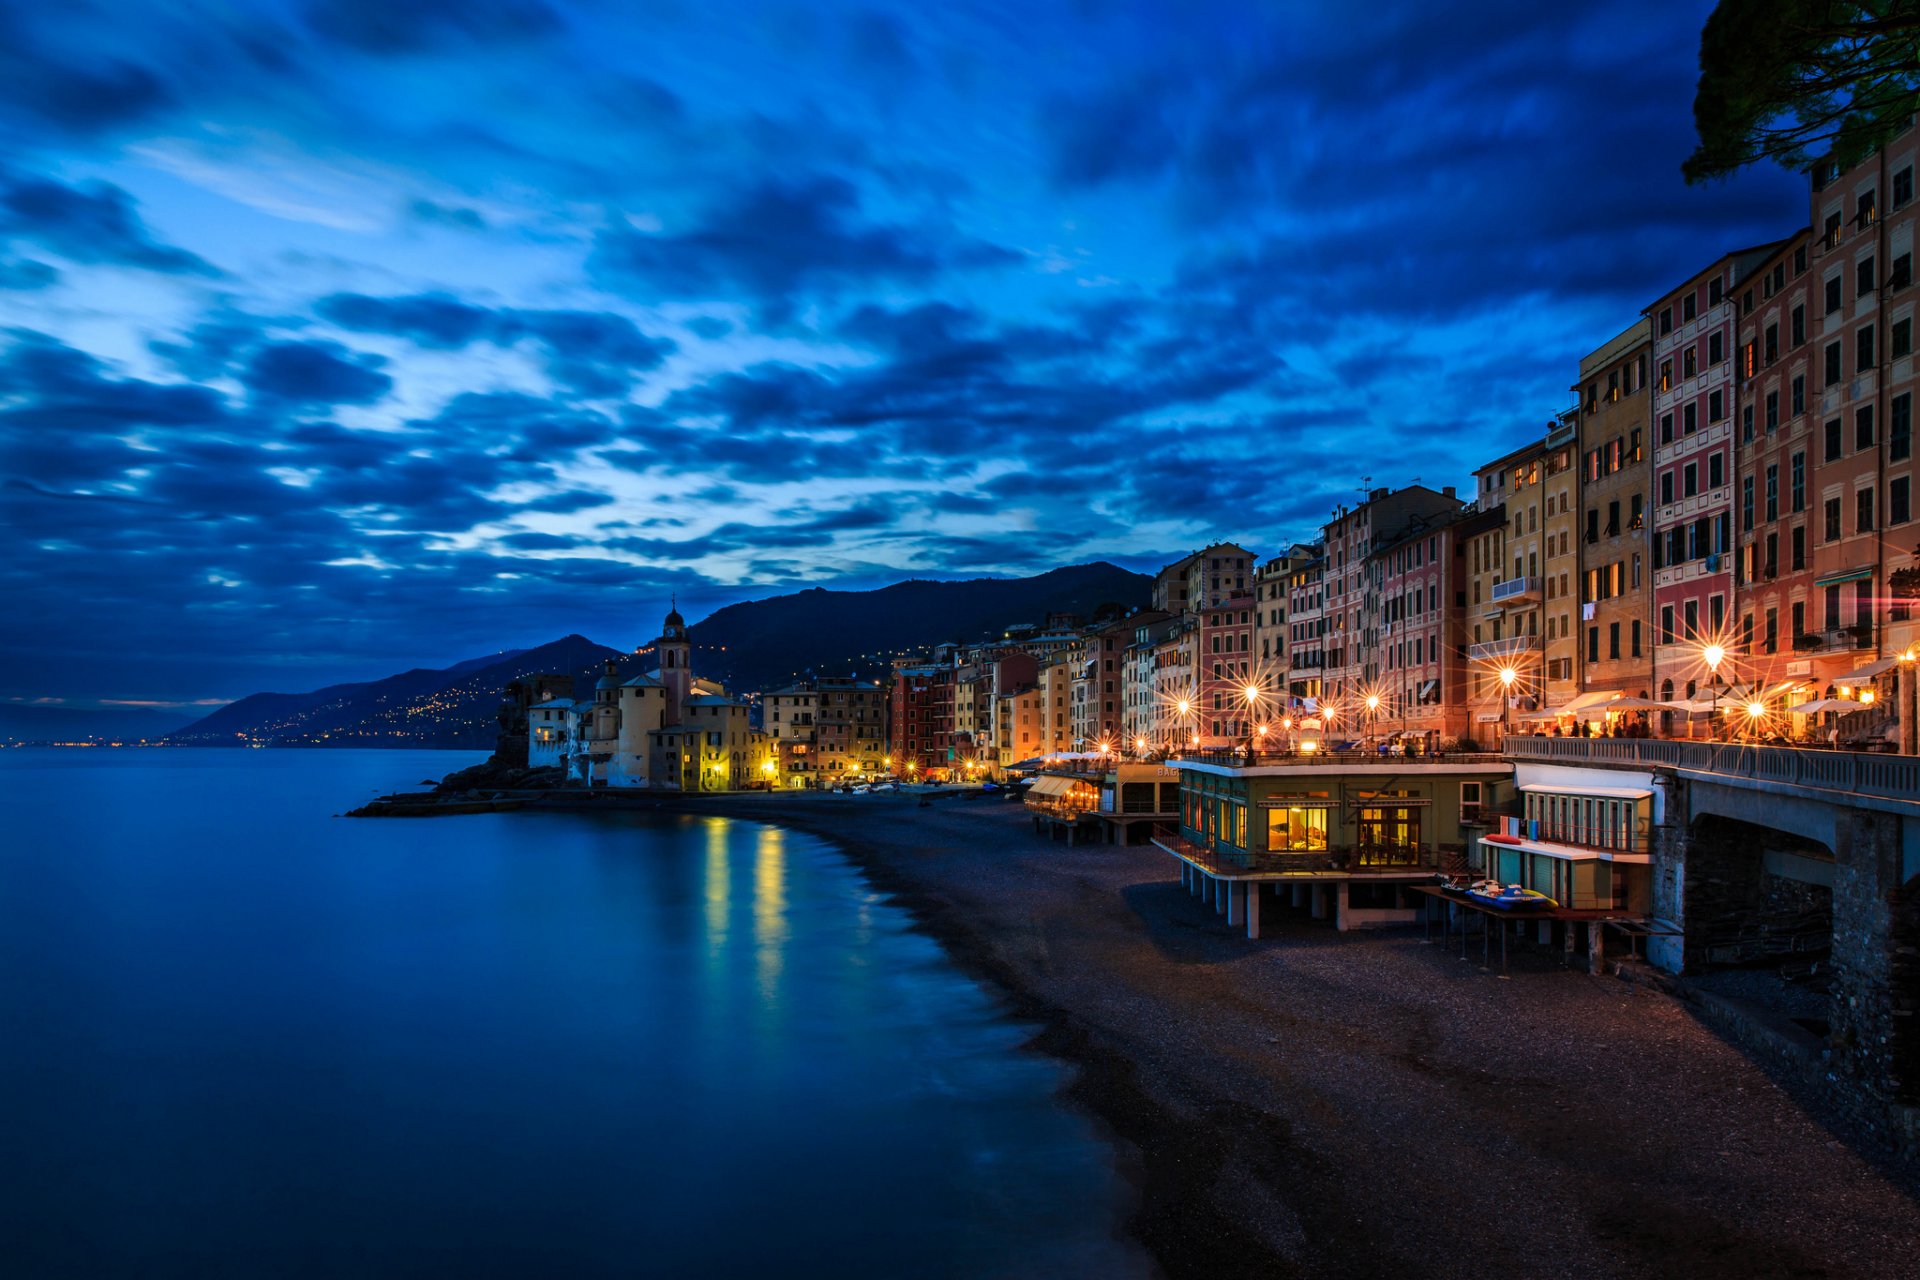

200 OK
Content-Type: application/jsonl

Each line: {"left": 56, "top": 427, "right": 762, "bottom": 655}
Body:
{"left": 1498, "top": 666, "right": 1517, "bottom": 738}
{"left": 1702, "top": 643, "right": 1727, "bottom": 737}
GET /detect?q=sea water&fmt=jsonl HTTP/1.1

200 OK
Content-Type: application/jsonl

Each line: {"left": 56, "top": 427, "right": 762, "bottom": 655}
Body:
{"left": 0, "top": 749, "right": 1152, "bottom": 1278}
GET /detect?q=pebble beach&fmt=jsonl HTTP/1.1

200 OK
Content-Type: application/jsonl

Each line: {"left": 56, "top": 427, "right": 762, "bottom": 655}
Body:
{"left": 662, "top": 790, "right": 1920, "bottom": 1280}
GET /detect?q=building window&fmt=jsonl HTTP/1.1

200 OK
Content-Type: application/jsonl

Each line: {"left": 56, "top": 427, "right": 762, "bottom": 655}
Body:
{"left": 1893, "top": 476, "right": 1912, "bottom": 525}
{"left": 1858, "top": 255, "right": 1877, "bottom": 297}
{"left": 1825, "top": 340, "right": 1843, "bottom": 386}
{"left": 1858, "top": 487, "right": 1875, "bottom": 533}
{"left": 1825, "top": 496, "right": 1843, "bottom": 541}
{"left": 1709, "top": 389, "right": 1724, "bottom": 421}
{"left": 1857, "top": 404, "right": 1876, "bottom": 449}
{"left": 1826, "top": 275, "right": 1843, "bottom": 314}
{"left": 1791, "top": 373, "right": 1806, "bottom": 415}
{"left": 1858, "top": 323, "right": 1876, "bottom": 372}
{"left": 1894, "top": 393, "right": 1912, "bottom": 460}
{"left": 1825, "top": 418, "right": 1843, "bottom": 461}
{"left": 1791, "top": 452, "right": 1806, "bottom": 509}
{"left": 1792, "top": 304, "right": 1805, "bottom": 346}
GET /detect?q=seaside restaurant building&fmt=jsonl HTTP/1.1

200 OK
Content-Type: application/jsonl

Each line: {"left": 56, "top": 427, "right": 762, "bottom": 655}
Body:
{"left": 1156, "top": 753, "right": 1513, "bottom": 934}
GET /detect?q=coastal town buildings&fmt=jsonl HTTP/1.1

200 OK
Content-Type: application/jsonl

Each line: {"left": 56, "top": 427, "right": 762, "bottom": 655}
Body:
{"left": 1541, "top": 411, "right": 1582, "bottom": 713}
{"left": 1374, "top": 516, "right": 1467, "bottom": 740}
{"left": 1649, "top": 245, "right": 1780, "bottom": 713}
{"left": 1285, "top": 551, "right": 1327, "bottom": 705}
{"left": 813, "top": 676, "right": 888, "bottom": 781}
{"left": 889, "top": 661, "right": 953, "bottom": 780}
{"left": 1576, "top": 321, "right": 1657, "bottom": 707}
{"left": 1321, "top": 487, "right": 1463, "bottom": 706}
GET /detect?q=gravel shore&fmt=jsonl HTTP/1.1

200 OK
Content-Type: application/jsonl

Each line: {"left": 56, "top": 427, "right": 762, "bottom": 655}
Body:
{"left": 663, "top": 791, "right": 1920, "bottom": 1280}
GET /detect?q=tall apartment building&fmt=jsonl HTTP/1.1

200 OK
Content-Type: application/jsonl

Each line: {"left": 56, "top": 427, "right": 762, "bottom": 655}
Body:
{"left": 888, "top": 662, "right": 952, "bottom": 778}
{"left": 1541, "top": 411, "right": 1582, "bottom": 710}
{"left": 1038, "top": 656, "right": 1075, "bottom": 754}
{"left": 762, "top": 682, "right": 819, "bottom": 787}
{"left": 812, "top": 676, "right": 888, "bottom": 780}
{"left": 1319, "top": 485, "right": 1462, "bottom": 704}
{"left": 1472, "top": 441, "right": 1550, "bottom": 715}
{"left": 1733, "top": 230, "right": 1819, "bottom": 687}
{"left": 1121, "top": 611, "right": 1180, "bottom": 749}
{"left": 1372, "top": 515, "right": 1467, "bottom": 738}
{"left": 1801, "top": 148, "right": 1920, "bottom": 674}
{"left": 1077, "top": 611, "right": 1161, "bottom": 750}
{"left": 1576, "top": 320, "right": 1657, "bottom": 698}
{"left": 1151, "top": 543, "right": 1256, "bottom": 613}
{"left": 1459, "top": 502, "right": 1512, "bottom": 734}
{"left": 1252, "top": 544, "right": 1314, "bottom": 684}
{"left": 1197, "top": 593, "right": 1254, "bottom": 744}
{"left": 1648, "top": 243, "right": 1782, "bottom": 704}
{"left": 1285, "top": 551, "right": 1327, "bottom": 704}
{"left": 1151, "top": 618, "right": 1198, "bottom": 746}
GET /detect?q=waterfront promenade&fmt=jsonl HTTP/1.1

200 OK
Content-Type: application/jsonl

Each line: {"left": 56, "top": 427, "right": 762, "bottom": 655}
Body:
{"left": 675, "top": 790, "right": 1920, "bottom": 1280}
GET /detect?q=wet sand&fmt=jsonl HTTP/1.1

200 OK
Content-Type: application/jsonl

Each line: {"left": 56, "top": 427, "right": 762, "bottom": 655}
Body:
{"left": 659, "top": 790, "right": 1920, "bottom": 1280}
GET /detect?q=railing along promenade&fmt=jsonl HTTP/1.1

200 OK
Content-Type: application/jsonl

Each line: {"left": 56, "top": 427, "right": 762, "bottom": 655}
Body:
{"left": 1502, "top": 736, "right": 1920, "bottom": 806}
{"left": 1150, "top": 824, "right": 1450, "bottom": 876}
{"left": 1169, "top": 748, "right": 1510, "bottom": 768}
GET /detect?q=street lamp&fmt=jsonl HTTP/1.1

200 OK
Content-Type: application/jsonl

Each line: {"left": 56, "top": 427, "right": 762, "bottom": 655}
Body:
{"left": 1702, "top": 644, "right": 1726, "bottom": 738}
{"left": 1242, "top": 682, "right": 1263, "bottom": 755}
{"left": 1498, "top": 666, "right": 1518, "bottom": 739}
{"left": 1364, "top": 692, "right": 1382, "bottom": 747}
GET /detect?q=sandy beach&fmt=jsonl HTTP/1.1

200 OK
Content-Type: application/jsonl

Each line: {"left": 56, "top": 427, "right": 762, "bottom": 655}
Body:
{"left": 650, "top": 789, "right": 1920, "bottom": 1280}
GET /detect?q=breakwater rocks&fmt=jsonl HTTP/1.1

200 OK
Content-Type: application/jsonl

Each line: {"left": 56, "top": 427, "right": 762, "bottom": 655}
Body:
{"left": 344, "top": 792, "right": 530, "bottom": 817}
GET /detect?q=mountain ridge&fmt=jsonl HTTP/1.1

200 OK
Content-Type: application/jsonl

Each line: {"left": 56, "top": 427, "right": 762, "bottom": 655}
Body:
{"left": 163, "top": 562, "right": 1153, "bottom": 747}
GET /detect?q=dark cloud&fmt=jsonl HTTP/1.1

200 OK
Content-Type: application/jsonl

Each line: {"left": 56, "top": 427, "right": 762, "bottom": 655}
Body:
{"left": 407, "top": 198, "right": 489, "bottom": 231}
{"left": 241, "top": 341, "right": 392, "bottom": 405}
{"left": 0, "top": 9, "right": 173, "bottom": 136}
{"left": 590, "top": 175, "right": 1016, "bottom": 314}
{"left": 0, "top": 170, "right": 219, "bottom": 276}
{"left": 315, "top": 292, "right": 675, "bottom": 394}
{"left": 302, "top": 0, "right": 563, "bottom": 55}
{"left": 0, "top": 257, "right": 57, "bottom": 290}
{"left": 0, "top": 328, "right": 229, "bottom": 431}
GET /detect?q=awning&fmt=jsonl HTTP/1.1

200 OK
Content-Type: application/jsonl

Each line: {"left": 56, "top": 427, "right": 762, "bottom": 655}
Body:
{"left": 1814, "top": 565, "right": 1874, "bottom": 588}
{"left": 1519, "top": 783, "right": 1653, "bottom": 799}
{"left": 1561, "top": 691, "right": 1622, "bottom": 714}
{"left": 1516, "top": 707, "right": 1564, "bottom": 720}
{"left": 1603, "top": 695, "right": 1668, "bottom": 711}
{"left": 1028, "top": 775, "right": 1075, "bottom": 796}
{"left": 1479, "top": 833, "right": 1650, "bottom": 864}
{"left": 1792, "top": 698, "right": 1868, "bottom": 714}
{"left": 1418, "top": 679, "right": 1439, "bottom": 700}
{"left": 1842, "top": 657, "right": 1898, "bottom": 681}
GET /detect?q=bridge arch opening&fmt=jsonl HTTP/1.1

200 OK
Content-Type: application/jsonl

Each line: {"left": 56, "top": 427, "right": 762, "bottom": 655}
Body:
{"left": 1683, "top": 814, "right": 1836, "bottom": 1038}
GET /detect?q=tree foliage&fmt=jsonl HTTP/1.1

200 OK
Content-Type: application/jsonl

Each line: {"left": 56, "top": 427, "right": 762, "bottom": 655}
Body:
{"left": 1686, "top": 1, "right": 1920, "bottom": 183}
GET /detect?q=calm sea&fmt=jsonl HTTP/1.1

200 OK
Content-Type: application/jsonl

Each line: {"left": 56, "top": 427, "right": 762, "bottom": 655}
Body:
{"left": 0, "top": 749, "right": 1152, "bottom": 1278}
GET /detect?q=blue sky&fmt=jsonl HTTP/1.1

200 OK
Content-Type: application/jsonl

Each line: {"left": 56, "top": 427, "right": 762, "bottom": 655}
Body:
{"left": 0, "top": 0, "right": 1804, "bottom": 706}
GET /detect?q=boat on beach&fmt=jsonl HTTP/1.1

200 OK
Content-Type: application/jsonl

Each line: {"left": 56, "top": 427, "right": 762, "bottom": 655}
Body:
{"left": 1465, "top": 882, "right": 1557, "bottom": 910}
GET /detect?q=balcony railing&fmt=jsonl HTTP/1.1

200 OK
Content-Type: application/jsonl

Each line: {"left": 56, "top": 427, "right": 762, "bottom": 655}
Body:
{"left": 1502, "top": 737, "right": 1920, "bottom": 805}
{"left": 1171, "top": 748, "right": 1510, "bottom": 768}
{"left": 1467, "top": 635, "right": 1542, "bottom": 663}
{"left": 1152, "top": 825, "right": 1444, "bottom": 874}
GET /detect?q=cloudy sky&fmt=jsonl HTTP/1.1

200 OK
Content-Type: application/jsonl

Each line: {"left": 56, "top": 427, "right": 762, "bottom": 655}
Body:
{"left": 1, "top": 0, "right": 1804, "bottom": 707}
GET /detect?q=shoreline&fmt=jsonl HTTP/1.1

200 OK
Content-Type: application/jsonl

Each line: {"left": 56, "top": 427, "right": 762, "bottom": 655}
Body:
{"left": 644, "top": 790, "right": 1920, "bottom": 1280}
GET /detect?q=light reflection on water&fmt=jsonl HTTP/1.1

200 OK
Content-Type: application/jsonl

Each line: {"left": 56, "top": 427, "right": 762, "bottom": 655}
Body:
{"left": 0, "top": 749, "right": 1154, "bottom": 1279}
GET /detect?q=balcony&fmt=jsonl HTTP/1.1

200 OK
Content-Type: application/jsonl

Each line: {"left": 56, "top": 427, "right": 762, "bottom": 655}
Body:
{"left": 1489, "top": 576, "right": 1542, "bottom": 606}
{"left": 1468, "top": 635, "right": 1541, "bottom": 664}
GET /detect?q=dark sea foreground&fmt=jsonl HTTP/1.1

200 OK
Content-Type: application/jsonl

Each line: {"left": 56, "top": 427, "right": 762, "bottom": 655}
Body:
{"left": 0, "top": 749, "right": 1152, "bottom": 1278}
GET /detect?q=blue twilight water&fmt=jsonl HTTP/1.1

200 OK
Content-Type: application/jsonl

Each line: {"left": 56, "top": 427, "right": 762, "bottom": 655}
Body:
{"left": 0, "top": 750, "right": 1152, "bottom": 1278}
